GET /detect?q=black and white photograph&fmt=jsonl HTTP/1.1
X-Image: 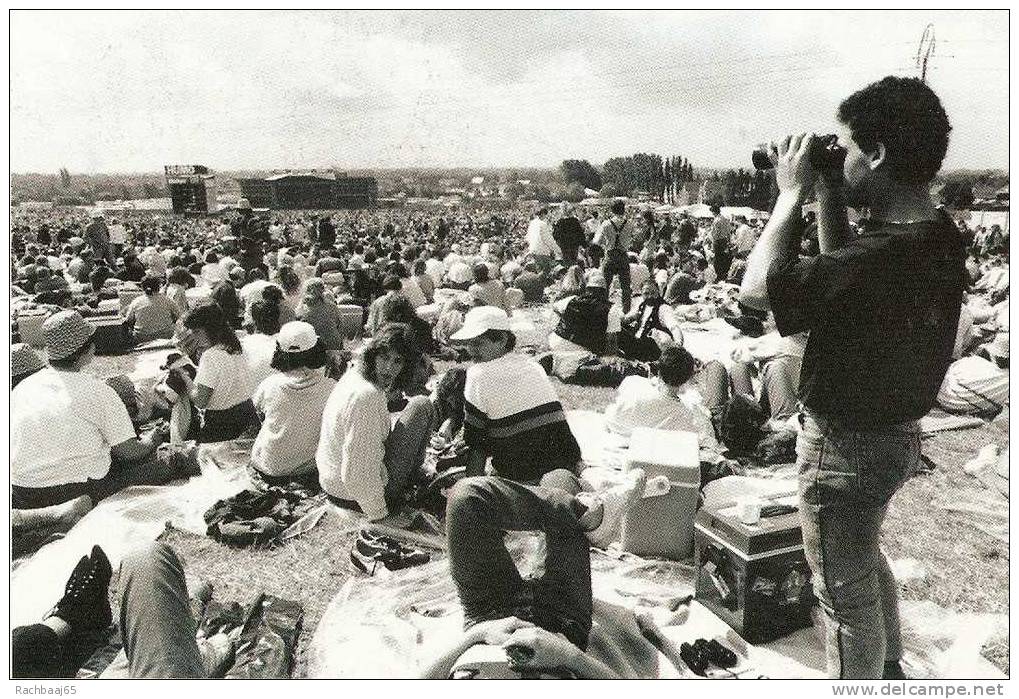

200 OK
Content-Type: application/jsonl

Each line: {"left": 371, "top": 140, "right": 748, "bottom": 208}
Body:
{"left": 7, "top": 8, "right": 1010, "bottom": 688}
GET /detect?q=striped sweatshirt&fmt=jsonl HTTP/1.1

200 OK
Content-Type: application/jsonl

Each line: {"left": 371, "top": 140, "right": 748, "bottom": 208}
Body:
{"left": 463, "top": 352, "right": 581, "bottom": 482}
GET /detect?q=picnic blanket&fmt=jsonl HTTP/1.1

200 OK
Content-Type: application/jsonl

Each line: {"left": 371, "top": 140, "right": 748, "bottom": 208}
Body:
{"left": 306, "top": 531, "right": 1005, "bottom": 679}
{"left": 10, "top": 442, "right": 252, "bottom": 629}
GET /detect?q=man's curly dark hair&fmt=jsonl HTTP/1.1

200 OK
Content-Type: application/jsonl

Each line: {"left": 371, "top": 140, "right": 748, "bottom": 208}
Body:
{"left": 837, "top": 76, "right": 951, "bottom": 184}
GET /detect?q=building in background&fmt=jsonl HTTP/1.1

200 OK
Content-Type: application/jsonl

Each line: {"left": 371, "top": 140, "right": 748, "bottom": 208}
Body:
{"left": 237, "top": 171, "right": 378, "bottom": 210}
{"left": 164, "top": 165, "right": 218, "bottom": 215}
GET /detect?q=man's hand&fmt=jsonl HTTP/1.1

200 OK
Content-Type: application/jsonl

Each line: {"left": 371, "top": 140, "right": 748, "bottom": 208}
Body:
{"left": 502, "top": 626, "right": 578, "bottom": 671}
{"left": 770, "top": 133, "right": 817, "bottom": 198}
{"left": 468, "top": 616, "right": 534, "bottom": 646}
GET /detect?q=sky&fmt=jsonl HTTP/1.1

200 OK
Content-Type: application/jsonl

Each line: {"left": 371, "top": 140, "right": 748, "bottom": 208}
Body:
{"left": 9, "top": 10, "right": 1009, "bottom": 174}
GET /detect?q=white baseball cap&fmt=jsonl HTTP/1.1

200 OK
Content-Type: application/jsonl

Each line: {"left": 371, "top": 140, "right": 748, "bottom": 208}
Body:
{"left": 277, "top": 321, "right": 318, "bottom": 352}
{"left": 450, "top": 306, "right": 513, "bottom": 341}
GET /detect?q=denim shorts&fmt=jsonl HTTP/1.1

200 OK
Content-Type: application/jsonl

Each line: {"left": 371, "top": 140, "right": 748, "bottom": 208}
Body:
{"left": 797, "top": 412, "right": 922, "bottom": 507}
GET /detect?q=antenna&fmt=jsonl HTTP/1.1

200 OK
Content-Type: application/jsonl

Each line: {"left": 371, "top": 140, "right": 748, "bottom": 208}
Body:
{"left": 916, "top": 24, "right": 936, "bottom": 82}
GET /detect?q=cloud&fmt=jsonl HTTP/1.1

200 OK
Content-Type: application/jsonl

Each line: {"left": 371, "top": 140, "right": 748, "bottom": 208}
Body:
{"left": 9, "top": 9, "right": 1008, "bottom": 172}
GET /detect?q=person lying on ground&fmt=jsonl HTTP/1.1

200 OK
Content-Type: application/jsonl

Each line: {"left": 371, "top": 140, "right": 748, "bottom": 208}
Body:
{"left": 317, "top": 322, "right": 437, "bottom": 520}
{"left": 421, "top": 470, "right": 650, "bottom": 679}
{"left": 12, "top": 543, "right": 233, "bottom": 679}
{"left": 12, "top": 311, "right": 199, "bottom": 510}
{"left": 453, "top": 306, "right": 583, "bottom": 483}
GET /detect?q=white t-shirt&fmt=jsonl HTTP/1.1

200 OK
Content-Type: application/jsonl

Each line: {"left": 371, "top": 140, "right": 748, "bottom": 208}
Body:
{"left": 400, "top": 278, "right": 427, "bottom": 308}
{"left": 629, "top": 263, "right": 650, "bottom": 290}
{"left": 12, "top": 368, "right": 136, "bottom": 487}
{"left": 425, "top": 258, "right": 445, "bottom": 285}
{"left": 603, "top": 375, "right": 718, "bottom": 451}
{"left": 447, "top": 261, "right": 473, "bottom": 285}
{"left": 242, "top": 333, "right": 278, "bottom": 389}
{"left": 316, "top": 369, "right": 391, "bottom": 519}
{"left": 240, "top": 280, "right": 275, "bottom": 308}
{"left": 108, "top": 224, "right": 128, "bottom": 245}
{"left": 252, "top": 371, "right": 337, "bottom": 477}
{"left": 195, "top": 345, "right": 256, "bottom": 411}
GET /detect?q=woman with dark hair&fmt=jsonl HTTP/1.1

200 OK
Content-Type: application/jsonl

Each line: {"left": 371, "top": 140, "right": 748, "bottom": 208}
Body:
{"left": 243, "top": 288, "right": 287, "bottom": 388}
{"left": 125, "top": 274, "right": 180, "bottom": 343}
{"left": 165, "top": 266, "right": 194, "bottom": 314}
{"left": 374, "top": 292, "right": 435, "bottom": 395}
{"left": 316, "top": 322, "right": 436, "bottom": 520}
{"left": 178, "top": 304, "right": 258, "bottom": 443}
{"left": 274, "top": 264, "right": 302, "bottom": 312}
{"left": 250, "top": 322, "right": 336, "bottom": 488}
{"left": 468, "top": 262, "right": 507, "bottom": 310}
{"left": 210, "top": 281, "right": 243, "bottom": 329}
{"left": 366, "top": 274, "right": 404, "bottom": 337}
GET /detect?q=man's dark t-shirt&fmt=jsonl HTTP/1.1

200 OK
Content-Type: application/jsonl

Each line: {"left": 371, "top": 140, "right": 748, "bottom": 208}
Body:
{"left": 552, "top": 216, "right": 586, "bottom": 263}
{"left": 767, "top": 213, "right": 968, "bottom": 429}
{"left": 766, "top": 213, "right": 966, "bottom": 432}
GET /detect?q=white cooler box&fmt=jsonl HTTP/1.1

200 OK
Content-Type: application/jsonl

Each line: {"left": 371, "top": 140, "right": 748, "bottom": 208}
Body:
{"left": 621, "top": 427, "right": 700, "bottom": 561}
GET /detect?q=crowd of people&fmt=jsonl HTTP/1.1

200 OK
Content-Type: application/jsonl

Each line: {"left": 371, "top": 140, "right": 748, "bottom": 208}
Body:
{"left": 10, "top": 76, "right": 1010, "bottom": 680}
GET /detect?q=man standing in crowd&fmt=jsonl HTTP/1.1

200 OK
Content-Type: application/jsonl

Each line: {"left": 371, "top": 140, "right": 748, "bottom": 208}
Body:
{"left": 317, "top": 214, "right": 337, "bottom": 250}
{"left": 108, "top": 217, "right": 128, "bottom": 258}
{"left": 595, "top": 200, "right": 635, "bottom": 313}
{"left": 740, "top": 76, "right": 967, "bottom": 680}
{"left": 552, "top": 203, "right": 586, "bottom": 267}
{"left": 526, "top": 208, "right": 559, "bottom": 275}
{"left": 709, "top": 205, "right": 733, "bottom": 280}
{"left": 84, "top": 212, "right": 114, "bottom": 266}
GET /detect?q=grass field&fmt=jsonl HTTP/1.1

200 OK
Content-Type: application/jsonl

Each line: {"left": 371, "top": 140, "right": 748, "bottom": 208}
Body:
{"left": 86, "top": 346, "right": 1008, "bottom": 678}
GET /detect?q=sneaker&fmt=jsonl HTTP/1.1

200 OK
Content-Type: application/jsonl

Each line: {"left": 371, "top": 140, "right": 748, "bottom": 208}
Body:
{"left": 351, "top": 532, "right": 431, "bottom": 574}
{"left": 577, "top": 468, "right": 647, "bottom": 549}
{"left": 49, "top": 545, "right": 113, "bottom": 633}
{"left": 680, "top": 642, "right": 709, "bottom": 677}
{"left": 350, "top": 546, "right": 384, "bottom": 576}
{"left": 704, "top": 639, "right": 738, "bottom": 669}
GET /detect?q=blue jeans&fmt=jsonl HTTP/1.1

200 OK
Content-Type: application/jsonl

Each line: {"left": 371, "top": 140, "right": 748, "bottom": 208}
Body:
{"left": 796, "top": 411, "right": 921, "bottom": 679}
{"left": 445, "top": 471, "right": 591, "bottom": 650}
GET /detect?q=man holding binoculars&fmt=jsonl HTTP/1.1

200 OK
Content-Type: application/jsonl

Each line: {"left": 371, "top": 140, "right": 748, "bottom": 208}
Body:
{"left": 740, "top": 76, "right": 969, "bottom": 679}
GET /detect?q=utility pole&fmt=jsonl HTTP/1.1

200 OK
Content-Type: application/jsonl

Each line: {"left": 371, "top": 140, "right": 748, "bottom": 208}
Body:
{"left": 916, "top": 23, "right": 936, "bottom": 83}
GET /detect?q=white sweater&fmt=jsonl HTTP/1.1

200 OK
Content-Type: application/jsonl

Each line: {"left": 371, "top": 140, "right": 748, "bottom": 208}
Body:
{"left": 316, "top": 369, "right": 391, "bottom": 519}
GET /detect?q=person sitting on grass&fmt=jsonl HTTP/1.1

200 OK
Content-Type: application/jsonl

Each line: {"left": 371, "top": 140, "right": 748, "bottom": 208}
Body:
{"left": 12, "top": 311, "right": 199, "bottom": 510}
{"left": 468, "top": 262, "right": 508, "bottom": 310}
{"left": 297, "top": 277, "right": 346, "bottom": 351}
{"left": 603, "top": 343, "right": 720, "bottom": 453}
{"left": 617, "top": 278, "right": 684, "bottom": 362}
{"left": 176, "top": 303, "right": 259, "bottom": 444}
{"left": 124, "top": 274, "right": 180, "bottom": 344}
{"left": 250, "top": 322, "right": 337, "bottom": 490}
{"left": 421, "top": 469, "right": 652, "bottom": 679}
{"left": 452, "top": 306, "right": 583, "bottom": 485}
{"left": 316, "top": 322, "right": 437, "bottom": 521}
